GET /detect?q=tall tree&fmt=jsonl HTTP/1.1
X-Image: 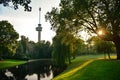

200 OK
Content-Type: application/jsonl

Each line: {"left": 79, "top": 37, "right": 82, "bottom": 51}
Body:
{"left": 74, "top": 38, "right": 86, "bottom": 55}
{"left": 32, "top": 40, "right": 52, "bottom": 59}
{"left": 46, "top": 7, "right": 83, "bottom": 65}
{"left": 20, "top": 35, "right": 29, "bottom": 54}
{"left": 46, "top": 0, "right": 120, "bottom": 59}
{"left": 52, "top": 34, "right": 67, "bottom": 67}
{"left": 0, "top": 0, "right": 32, "bottom": 11}
{"left": 89, "top": 36, "right": 115, "bottom": 58}
{"left": 15, "top": 36, "right": 28, "bottom": 59}
{"left": 0, "top": 20, "right": 19, "bottom": 57}
{"left": 52, "top": 29, "right": 81, "bottom": 67}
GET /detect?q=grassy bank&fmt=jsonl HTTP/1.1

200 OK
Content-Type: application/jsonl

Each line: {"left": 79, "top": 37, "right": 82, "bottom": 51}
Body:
{"left": 53, "top": 54, "right": 118, "bottom": 80}
{"left": 0, "top": 59, "right": 26, "bottom": 69}
{"left": 71, "top": 60, "right": 120, "bottom": 80}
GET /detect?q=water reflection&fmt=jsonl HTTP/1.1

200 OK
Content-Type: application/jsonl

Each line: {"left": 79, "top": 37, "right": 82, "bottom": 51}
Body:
{"left": 0, "top": 60, "right": 53, "bottom": 80}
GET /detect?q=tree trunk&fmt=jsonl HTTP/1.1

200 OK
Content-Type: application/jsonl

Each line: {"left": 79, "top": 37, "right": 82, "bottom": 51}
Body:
{"left": 114, "top": 42, "right": 120, "bottom": 60}
{"left": 37, "top": 74, "right": 40, "bottom": 80}
{"left": 68, "top": 54, "right": 71, "bottom": 64}
{"left": 107, "top": 52, "right": 111, "bottom": 59}
{"left": 104, "top": 53, "right": 106, "bottom": 59}
{"left": 113, "top": 36, "right": 120, "bottom": 60}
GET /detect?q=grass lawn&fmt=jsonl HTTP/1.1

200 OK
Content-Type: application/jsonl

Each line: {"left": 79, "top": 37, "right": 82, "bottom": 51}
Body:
{"left": 71, "top": 60, "right": 120, "bottom": 80}
{"left": 53, "top": 54, "right": 118, "bottom": 80}
{"left": 0, "top": 59, "right": 26, "bottom": 70}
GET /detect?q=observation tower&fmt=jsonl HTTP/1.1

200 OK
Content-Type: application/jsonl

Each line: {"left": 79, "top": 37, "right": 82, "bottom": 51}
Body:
{"left": 36, "top": 8, "right": 42, "bottom": 42}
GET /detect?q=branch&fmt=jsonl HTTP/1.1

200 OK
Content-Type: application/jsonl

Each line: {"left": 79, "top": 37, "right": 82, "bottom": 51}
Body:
{"left": 81, "top": 18, "right": 96, "bottom": 28}
{"left": 79, "top": 22, "right": 96, "bottom": 33}
{"left": 86, "top": 8, "right": 98, "bottom": 30}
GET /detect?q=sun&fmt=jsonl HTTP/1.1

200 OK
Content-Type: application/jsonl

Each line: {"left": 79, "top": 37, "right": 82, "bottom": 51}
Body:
{"left": 98, "top": 30, "right": 103, "bottom": 35}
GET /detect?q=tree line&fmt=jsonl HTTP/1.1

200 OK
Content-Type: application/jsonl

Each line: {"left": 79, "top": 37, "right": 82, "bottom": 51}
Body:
{"left": 0, "top": 0, "right": 119, "bottom": 68}
{"left": 0, "top": 21, "right": 52, "bottom": 60}
{"left": 0, "top": 20, "right": 116, "bottom": 67}
{"left": 45, "top": 0, "right": 119, "bottom": 67}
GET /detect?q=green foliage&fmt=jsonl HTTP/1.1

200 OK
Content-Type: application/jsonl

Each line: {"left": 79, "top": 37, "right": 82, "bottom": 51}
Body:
{"left": 0, "top": 20, "right": 19, "bottom": 58}
{"left": 46, "top": 0, "right": 120, "bottom": 59}
{"left": 31, "top": 41, "right": 52, "bottom": 59}
{"left": 95, "top": 41, "right": 114, "bottom": 53}
{"left": 52, "top": 0, "right": 120, "bottom": 40}
{"left": 20, "top": 36, "right": 29, "bottom": 54}
{"left": 87, "top": 36, "right": 116, "bottom": 54}
{"left": 52, "top": 34, "right": 67, "bottom": 67}
{"left": 52, "top": 31, "right": 85, "bottom": 67}
{"left": 15, "top": 36, "right": 52, "bottom": 59}
{"left": 46, "top": 5, "right": 86, "bottom": 66}
{"left": 74, "top": 38, "right": 86, "bottom": 55}
{"left": 15, "top": 36, "right": 29, "bottom": 59}
{"left": 0, "top": 0, "right": 32, "bottom": 11}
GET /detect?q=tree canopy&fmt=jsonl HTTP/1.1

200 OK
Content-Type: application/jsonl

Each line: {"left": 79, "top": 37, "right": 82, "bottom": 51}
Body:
{"left": 0, "top": 20, "right": 19, "bottom": 57}
{"left": 32, "top": 41, "right": 52, "bottom": 59}
{"left": 46, "top": 0, "right": 120, "bottom": 59}
{"left": 0, "top": 0, "right": 32, "bottom": 11}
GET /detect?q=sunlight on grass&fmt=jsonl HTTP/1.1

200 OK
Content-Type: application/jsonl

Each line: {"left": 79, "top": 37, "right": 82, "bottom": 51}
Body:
{"left": 54, "top": 60, "right": 94, "bottom": 80}
{"left": 0, "top": 60, "right": 26, "bottom": 69}
{"left": 98, "top": 55, "right": 117, "bottom": 59}
{"left": 53, "top": 54, "right": 117, "bottom": 80}
{"left": 71, "top": 60, "right": 120, "bottom": 80}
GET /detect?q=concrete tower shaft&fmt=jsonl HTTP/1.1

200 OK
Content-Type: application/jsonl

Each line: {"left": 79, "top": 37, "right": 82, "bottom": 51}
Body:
{"left": 36, "top": 7, "right": 42, "bottom": 42}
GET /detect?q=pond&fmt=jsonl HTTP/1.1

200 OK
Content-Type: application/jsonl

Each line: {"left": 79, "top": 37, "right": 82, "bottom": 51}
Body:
{"left": 0, "top": 60, "right": 54, "bottom": 80}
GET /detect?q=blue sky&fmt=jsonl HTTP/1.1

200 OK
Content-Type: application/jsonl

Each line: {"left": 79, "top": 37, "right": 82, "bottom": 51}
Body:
{"left": 0, "top": 0, "right": 60, "bottom": 43}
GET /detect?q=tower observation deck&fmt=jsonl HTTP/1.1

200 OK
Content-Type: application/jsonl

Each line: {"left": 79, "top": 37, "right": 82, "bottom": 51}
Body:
{"left": 36, "top": 8, "right": 42, "bottom": 42}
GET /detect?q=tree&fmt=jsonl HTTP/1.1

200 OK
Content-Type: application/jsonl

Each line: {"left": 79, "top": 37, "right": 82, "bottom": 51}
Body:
{"left": 20, "top": 36, "right": 29, "bottom": 54}
{"left": 74, "top": 38, "right": 86, "bottom": 55}
{"left": 0, "top": 0, "right": 32, "bottom": 11}
{"left": 89, "top": 36, "right": 115, "bottom": 59}
{"left": 46, "top": 0, "right": 120, "bottom": 59}
{"left": 0, "top": 20, "right": 19, "bottom": 58}
{"left": 52, "top": 29, "right": 82, "bottom": 67}
{"left": 27, "top": 41, "right": 35, "bottom": 54}
{"left": 32, "top": 40, "right": 52, "bottom": 59}
{"left": 15, "top": 36, "right": 32, "bottom": 59}
{"left": 52, "top": 34, "right": 68, "bottom": 67}
{"left": 45, "top": 7, "right": 84, "bottom": 65}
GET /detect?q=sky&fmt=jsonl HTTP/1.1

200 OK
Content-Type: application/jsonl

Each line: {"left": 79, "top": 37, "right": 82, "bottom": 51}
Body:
{"left": 0, "top": 0, "right": 60, "bottom": 43}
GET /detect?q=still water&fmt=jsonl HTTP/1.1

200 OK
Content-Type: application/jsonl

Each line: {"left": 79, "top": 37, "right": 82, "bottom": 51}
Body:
{"left": 0, "top": 60, "right": 53, "bottom": 80}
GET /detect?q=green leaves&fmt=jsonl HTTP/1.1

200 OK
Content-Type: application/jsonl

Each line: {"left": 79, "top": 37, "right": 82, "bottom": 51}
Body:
{"left": 0, "top": 20, "right": 19, "bottom": 55}
{"left": 0, "top": 21, "right": 19, "bottom": 44}
{"left": 0, "top": 0, "right": 32, "bottom": 11}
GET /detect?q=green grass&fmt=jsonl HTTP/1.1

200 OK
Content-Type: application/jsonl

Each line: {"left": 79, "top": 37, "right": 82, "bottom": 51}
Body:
{"left": 0, "top": 59, "right": 26, "bottom": 69}
{"left": 53, "top": 54, "right": 118, "bottom": 80}
{"left": 71, "top": 60, "right": 120, "bottom": 80}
